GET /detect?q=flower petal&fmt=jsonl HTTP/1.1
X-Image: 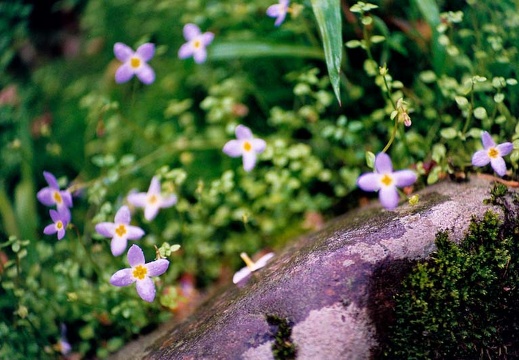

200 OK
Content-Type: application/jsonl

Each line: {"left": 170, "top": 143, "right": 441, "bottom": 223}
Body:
{"left": 148, "top": 177, "right": 161, "bottom": 195}
{"left": 201, "top": 32, "right": 214, "bottom": 46}
{"left": 127, "top": 244, "right": 145, "bottom": 267}
{"left": 379, "top": 186, "right": 399, "bottom": 210}
{"left": 37, "top": 188, "right": 55, "bottom": 206}
{"left": 61, "top": 191, "right": 73, "bottom": 208}
{"left": 144, "top": 204, "right": 160, "bottom": 221}
{"left": 252, "top": 138, "right": 267, "bottom": 153}
{"left": 393, "top": 170, "right": 417, "bottom": 188}
{"left": 274, "top": 12, "right": 287, "bottom": 26}
{"left": 95, "top": 222, "right": 116, "bottom": 238}
{"left": 43, "top": 171, "right": 59, "bottom": 189}
{"left": 251, "top": 252, "right": 274, "bottom": 271}
{"left": 127, "top": 192, "right": 147, "bottom": 208}
{"left": 114, "top": 42, "right": 134, "bottom": 62}
{"left": 193, "top": 48, "right": 208, "bottom": 64}
{"left": 160, "top": 194, "right": 177, "bottom": 209}
{"left": 235, "top": 125, "right": 252, "bottom": 140}
{"left": 374, "top": 153, "right": 393, "bottom": 173}
{"left": 233, "top": 266, "right": 252, "bottom": 284}
{"left": 114, "top": 206, "right": 131, "bottom": 224}
{"left": 481, "top": 131, "right": 495, "bottom": 149}
{"left": 111, "top": 236, "right": 128, "bottom": 256}
{"left": 136, "top": 277, "right": 156, "bottom": 302}
{"left": 135, "top": 63, "right": 155, "bottom": 85}
{"left": 242, "top": 151, "right": 257, "bottom": 172}
{"left": 490, "top": 157, "right": 507, "bottom": 177}
{"left": 496, "top": 142, "right": 513, "bottom": 157}
{"left": 44, "top": 224, "right": 57, "bottom": 235}
{"left": 223, "top": 140, "right": 242, "bottom": 157}
{"left": 357, "top": 173, "right": 381, "bottom": 192}
{"left": 472, "top": 149, "right": 490, "bottom": 167}
{"left": 57, "top": 227, "right": 66, "bottom": 240}
{"left": 135, "top": 43, "right": 155, "bottom": 61}
{"left": 126, "top": 225, "right": 145, "bottom": 240}
{"left": 146, "top": 259, "right": 170, "bottom": 277}
{"left": 178, "top": 43, "right": 194, "bottom": 59}
{"left": 267, "top": 4, "right": 282, "bottom": 17}
{"left": 183, "top": 23, "right": 201, "bottom": 41}
{"left": 110, "top": 268, "right": 135, "bottom": 287}
{"left": 115, "top": 63, "right": 135, "bottom": 83}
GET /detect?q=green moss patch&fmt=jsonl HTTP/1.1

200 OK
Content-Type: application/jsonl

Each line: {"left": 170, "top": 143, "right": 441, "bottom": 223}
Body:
{"left": 380, "top": 184, "right": 519, "bottom": 358}
{"left": 266, "top": 315, "right": 297, "bottom": 360}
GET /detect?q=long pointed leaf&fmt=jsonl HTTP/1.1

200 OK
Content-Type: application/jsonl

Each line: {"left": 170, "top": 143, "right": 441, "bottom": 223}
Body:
{"left": 209, "top": 42, "right": 324, "bottom": 60}
{"left": 311, "top": 0, "right": 342, "bottom": 104}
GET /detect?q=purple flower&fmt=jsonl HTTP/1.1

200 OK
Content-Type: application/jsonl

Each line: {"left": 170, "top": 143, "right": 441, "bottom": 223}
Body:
{"left": 178, "top": 24, "right": 214, "bottom": 64}
{"left": 57, "top": 324, "right": 71, "bottom": 355}
{"left": 114, "top": 42, "right": 155, "bottom": 84}
{"left": 110, "top": 244, "right": 170, "bottom": 302}
{"left": 95, "top": 206, "right": 145, "bottom": 256}
{"left": 127, "top": 177, "right": 177, "bottom": 221}
{"left": 43, "top": 209, "right": 70, "bottom": 240}
{"left": 37, "top": 171, "right": 73, "bottom": 216}
{"left": 223, "top": 125, "right": 266, "bottom": 172}
{"left": 357, "top": 152, "right": 417, "bottom": 210}
{"left": 267, "top": 0, "right": 290, "bottom": 26}
{"left": 472, "top": 131, "right": 513, "bottom": 177}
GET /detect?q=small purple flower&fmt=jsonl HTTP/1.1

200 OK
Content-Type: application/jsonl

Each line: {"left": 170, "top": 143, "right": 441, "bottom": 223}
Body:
{"left": 472, "top": 131, "right": 513, "bottom": 177}
{"left": 127, "top": 177, "right": 177, "bottom": 221}
{"left": 223, "top": 125, "right": 266, "bottom": 172}
{"left": 178, "top": 24, "right": 214, "bottom": 64}
{"left": 95, "top": 206, "right": 145, "bottom": 256}
{"left": 267, "top": 0, "right": 290, "bottom": 26}
{"left": 57, "top": 324, "right": 71, "bottom": 355}
{"left": 114, "top": 42, "right": 155, "bottom": 84}
{"left": 110, "top": 244, "right": 170, "bottom": 302}
{"left": 37, "top": 171, "right": 73, "bottom": 215}
{"left": 357, "top": 152, "right": 417, "bottom": 210}
{"left": 43, "top": 209, "right": 70, "bottom": 240}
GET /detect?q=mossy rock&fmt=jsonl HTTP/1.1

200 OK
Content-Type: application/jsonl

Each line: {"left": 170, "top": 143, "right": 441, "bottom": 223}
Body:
{"left": 110, "top": 177, "right": 508, "bottom": 360}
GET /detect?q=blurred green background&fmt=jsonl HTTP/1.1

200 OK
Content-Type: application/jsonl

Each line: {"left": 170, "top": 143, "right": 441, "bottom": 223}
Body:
{"left": 1, "top": 0, "right": 518, "bottom": 357}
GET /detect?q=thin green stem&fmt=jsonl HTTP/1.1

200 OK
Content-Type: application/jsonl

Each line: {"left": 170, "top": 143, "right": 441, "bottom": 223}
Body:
{"left": 382, "top": 116, "right": 399, "bottom": 153}
{"left": 462, "top": 81, "right": 475, "bottom": 135}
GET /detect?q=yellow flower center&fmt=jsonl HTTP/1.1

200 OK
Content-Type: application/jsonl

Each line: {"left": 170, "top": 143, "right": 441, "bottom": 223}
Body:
{"left": 53, "top": 191, "right": 62, "bottom": 204}
{"left": 193, "top": 39, "right": 201, "bottom": 49}
{"left": 243, "top": 141, "right": 252, "bottom": 152}
{"left": 148, "top": 194, "right": 158, "bottom": 204}
{"left": 381, "top": 174, "right": 393, "bottom": 187}
{"left": 130, "top": 57, "right": 141, "bottom": 68}
{"left": 488, "top": 147, "right": 499, "bottom": 159}
{"left": 115, "top": 224, "right": 127, "bottom": 237}
{"left": 56, "top": 221, "right": 63, "bottom": 230}
{"left": 132, "top": 265, "right": 147, "bottom": 280}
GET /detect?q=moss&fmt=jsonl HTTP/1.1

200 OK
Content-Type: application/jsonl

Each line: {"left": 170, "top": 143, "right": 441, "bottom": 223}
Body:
{"left": 381, "top": 184, "right": 519, "bottom": 359}
{"left": 266, "top": 315, "right": 297, "bottom": 360}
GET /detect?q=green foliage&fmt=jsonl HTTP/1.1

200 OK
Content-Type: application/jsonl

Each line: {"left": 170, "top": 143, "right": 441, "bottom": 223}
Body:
{"left": 384, "top": 186, "right": 519, "bottom": 358}
{"left": 267, "top": 315, "right": 297, "bottom": 360}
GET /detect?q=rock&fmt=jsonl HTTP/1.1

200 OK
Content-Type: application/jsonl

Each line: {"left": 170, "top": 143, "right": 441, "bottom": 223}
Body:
{"left": 110, "top": 177, "right": 499, "bottom": 360}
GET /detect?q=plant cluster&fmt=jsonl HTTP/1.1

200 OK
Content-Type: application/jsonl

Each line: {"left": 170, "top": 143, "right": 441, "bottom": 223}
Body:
{"left": 0, "top": 0, "right": 518, "bottom": 357}
{"left": 382, "top": 184, "right": 519, "bottom": 358}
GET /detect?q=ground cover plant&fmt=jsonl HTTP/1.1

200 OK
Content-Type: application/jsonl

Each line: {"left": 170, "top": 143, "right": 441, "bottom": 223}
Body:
{"left": 0, "top": 0, "right": 518, "bottom": 357}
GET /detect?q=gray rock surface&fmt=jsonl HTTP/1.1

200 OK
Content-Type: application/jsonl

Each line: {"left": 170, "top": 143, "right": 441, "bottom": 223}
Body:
{"left": 111, "top": 177, "right": 499, "bottom": 360}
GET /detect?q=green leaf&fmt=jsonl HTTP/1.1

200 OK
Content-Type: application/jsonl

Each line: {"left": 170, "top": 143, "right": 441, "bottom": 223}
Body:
{"left": 209, "top": 42, "right": 324, "bottom": 60}
{"left": 311, "top": 0, "right": 343, "bottom": 104}
{"left": 411, "top": 0, "right": 446, "bottom": 74}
